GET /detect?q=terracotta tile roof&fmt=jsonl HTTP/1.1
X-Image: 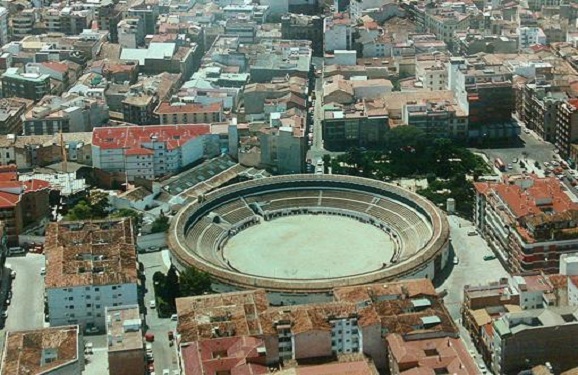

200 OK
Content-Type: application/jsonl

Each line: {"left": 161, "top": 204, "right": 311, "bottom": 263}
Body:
{"left": 42, "top": 61, "right": 68, "bottom": 74}
{"left": 44, "top": 218, "right": 138, "bottom": 289}
{"left": 0, "top": 179, "right": 50, "bottom": 208}
{"left": 92, "top": 124, "right": 211, "bottom": 154}
{"left": 386, "top": 334, "right": 479, "bottom": 375}
{"left": 155, "top": 101, "right": 222, "bottom": 114}
{"left": 2, "top": 326, "right": 80, "bottom": 375}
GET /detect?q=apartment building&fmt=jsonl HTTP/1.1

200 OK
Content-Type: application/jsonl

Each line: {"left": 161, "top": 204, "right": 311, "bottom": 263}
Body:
{"left": 555, "top": 99, "right": 578, "bottom": 161}
{"left": 448, "top": 57, "right": 516, "bottom": 139}
{"left": 518, "top": 27, "right": 547, "bottom": 49}
{"left": 10, "top": 9, "right": 36, "bottom": 41}
{"left": 520, "top": 82, "right": 566, "bottom": 143}
{"left": 324, "top": 12, "right": 353, "bottom": 53}
{"left": 0, "top": 172, "right": 50, "bottom": 246}
{"left": 92, "top": 124, "right": 216, "bottom": 181}
{"left": 106, "top": 305, "right": 145, "bottom": 375}
{"left": 0, "top": 98, "right": 33, "bottom": 135}
{"left": 23, "top": 95, "right": 109, "bottom": 135}
{"left": 424, "top": 9, "right": 470, "bottom": 45}
{"left": 280, "top": 14, "right": 324, "bottom": 56}
{"left": 121, "top": 94, "right": 158, "bottom": 125}
{"left": 416, "top": 59, "right": 448, "bottom": 91}
{"left": 474, "top": 175, "right": 578, "bottom": 273}
{"left": 492, "top": 307, "right": 578, "bottom": 374}
{"left": 44, "top": 218, "right": 139, "bottom": 332}
{"left": 0, "top": 7, "right": 8, "bottom": 47}
{"left": 322, "top": 100, "right": 389, "bottom": 151}
{"left": 386, "top": 334, "right": 480, "bottom": 374}
{"left": 155, "top": 101, "right": 223, "bottom": 125}
{"left": 402, "top": 99, "right": 468, "bottom": 139}
{"left": 175, "top": 279, "right": 457, "bottom": 371}
{"left": 118, "top": 18, "right": 145, "bottom": 49}
{"left": 0, "top": 326, "right": 84, "bottom": 375}
{"left": 1, "top": 67, "right": 51, "bottom": 102}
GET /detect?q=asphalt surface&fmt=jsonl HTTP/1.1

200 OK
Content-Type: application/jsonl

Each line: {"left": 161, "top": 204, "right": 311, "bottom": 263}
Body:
{"left": 0, "top": 254, "right": 46, "bottom": 356}
{"left": 436, "top": 215, "right": 509, "bottom": 374}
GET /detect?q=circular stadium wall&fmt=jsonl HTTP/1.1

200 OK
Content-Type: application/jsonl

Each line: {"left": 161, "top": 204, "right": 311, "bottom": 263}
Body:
{"left": 168, "top": 175, "right": 451, "bottom": 293}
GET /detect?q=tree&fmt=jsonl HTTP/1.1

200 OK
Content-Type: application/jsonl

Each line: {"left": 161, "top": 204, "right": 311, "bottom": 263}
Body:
{"left": 109, "top": 208, "right": 143, "bottom": 227}
{"left": 64, "top": 190, "right": 111, "bottom": 221}
{"left": 165, "top": 266, "right": 180, "bottom": 308}
{"left": 179, "top": 267, "right": 212, "bottom": 296}
{"left": 151, "top": 215, "right": 170, "bottom": 233}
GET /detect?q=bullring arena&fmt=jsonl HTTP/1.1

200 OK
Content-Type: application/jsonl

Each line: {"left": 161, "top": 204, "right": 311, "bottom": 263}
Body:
{"left": 168, "top": 175, "right": 451, "bottom": 293}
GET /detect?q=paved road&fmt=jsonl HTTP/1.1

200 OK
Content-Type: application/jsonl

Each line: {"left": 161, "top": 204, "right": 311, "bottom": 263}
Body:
{"left": 139, "top": 250, "right": 179, "bottom": 375}
{"left": 436, "top": 215, "right": 509, "bottom": 374}
{"left": 0, "top": 254, "right": 45, "bottom": 356}
{"left": 472, "top": 124, "right": 556, "bottom": 176}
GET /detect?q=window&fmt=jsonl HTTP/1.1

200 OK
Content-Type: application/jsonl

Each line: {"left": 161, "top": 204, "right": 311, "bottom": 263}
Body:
{"left": 95, "top": 287, "right": 100, "bottom": 292}
{"left": 68, "top": 297, "right": 73, "bottom": 301}
{"left": 86, "top": 304, "right": 91, "bottom": 308}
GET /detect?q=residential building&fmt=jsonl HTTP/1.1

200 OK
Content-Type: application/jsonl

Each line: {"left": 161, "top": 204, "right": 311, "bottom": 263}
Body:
{"left": 122, "top": 94, "right": 158, "bottom": 126}
{"left": 23, "top": 95, "right": 109, "bottom": 135}
{"left": 155, "top": 101, "right": 223, "bottom": 125}
{"left": 402, "top": 99, "right": 468, "bottom": 139}
{"left": 322, "top": 100, "right": 389, "bottom": 151}
{"left": 0, "top": 172, "right": 50, "bottom": 245}
{"left": 448, "top": 57, "right": 516, "bottom": 140}
{"left": 0, "top": 98, "right": 33, "bottom": 135}
{"left": 523, "top": 84, "right": 567, "bottom": 143}
{"left": 241, "top": 39, "right": 312, "bottom": 83}
{"left": 416, "top": 59, "right": 448, "bottom": 91}
{"left": 10, "top": 9, "right": 36, "bottom": 41}
{"left": 118, "top": 18, "right": 145, "bottom": 49}
{"left": 424, "top": 9, "right": 470, "bottom": 46}
{"left": 324, "top": 13, "right": 354, "bottom": 53}
{"left": 243, "top": 77, "right": 308, "bottom": 120}
{"left": 127, "top": 2, "right": 159, "bottom": 36}
{"left": 0, "top": 132, "right": 92, "bottom": 168}
{"left": 1, "top": 67, "right": 51, "bottom": 102}
{"left": 474, "top": 175, "right": 578, "bottom": 273}
{"left": 454, "top": 33, "right": 518, "bottom": 55}
{"left": 280, "top": 14, "right": 324, "bottom": 56}
{"left": 239, "top": 113, "right": 307, "bottom": 174}
{"left": 386, "top": 334, "right": 480, "bottom": 374}
{"left": 518, "top": 27, "right": 547, "bottom": 49}
{"left": 120, "top": 42, "right": 200, "bottom": 80}
{"left": 92, "top": 124, "right": 217, "bottom": 181}
{"left": 175, "top": 279, "right": 457, "bottom": 371}
{"left": 0, "top": 7, "right": 8, "bottom": 47}
{"left": 44, "top": 218, "right": 139, "bottom": 332}
{"left": 0, "top": 326, "right": 84, "bottom": 375}
{"left": 106, "top": 305, "right": 145, "bottom": 375}
{"left": 492, "top": 307, "right": 578, "bottom": 374}
{"left": 224, "top": 18, "right": 257, "bottom": 44}
{"left": 556, "top": 99, "right": 578, "bottom": 161}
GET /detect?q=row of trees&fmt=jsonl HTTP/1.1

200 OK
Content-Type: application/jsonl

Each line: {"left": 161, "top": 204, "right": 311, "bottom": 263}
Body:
{"left": 153, "top": 267, "right": 212, "bottom": 317}
{"left": 330, "top": 127, "right": 490, "bottom": 218}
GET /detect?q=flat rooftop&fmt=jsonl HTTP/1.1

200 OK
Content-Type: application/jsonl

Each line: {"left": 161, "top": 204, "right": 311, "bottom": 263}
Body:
{"left": 44, "top": 218, "right": 139, "bottom": 289}
{"left": 106, "top": 305, "right": 143, "bottom": 352}
{"left": 1, "top": 326, "right": 80, "bottom": 375}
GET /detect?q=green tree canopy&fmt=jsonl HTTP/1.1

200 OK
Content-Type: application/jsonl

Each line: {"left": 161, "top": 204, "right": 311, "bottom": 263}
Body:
{"left": 179, "top": 267, "right": 212, "bottom": 297}
{"left": 151, "top": 215, "right": 170, "bottom": 233}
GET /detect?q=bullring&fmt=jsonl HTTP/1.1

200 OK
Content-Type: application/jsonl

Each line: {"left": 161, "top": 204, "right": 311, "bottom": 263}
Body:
{"left": 168, "top": 174, "right": 450, "bottom": 293}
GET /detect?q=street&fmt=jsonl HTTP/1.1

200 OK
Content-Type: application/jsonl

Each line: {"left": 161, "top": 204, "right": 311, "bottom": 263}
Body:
{"left": 436, "top": 215, "right": 510, "bottom": 374}
{"left": 139, "top": 250, "right": 179, "bottom": 374}
{"left": 0, "top": 254, "right": 46, "bottom": 355}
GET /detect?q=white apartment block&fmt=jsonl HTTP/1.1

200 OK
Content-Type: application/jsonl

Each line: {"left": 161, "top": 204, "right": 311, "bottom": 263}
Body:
{"left": 44, "top": 219, "right": 139, "bottom": 333}
{"left": 92, "top": 124, "right": 218, "bottom": 181}
{"left": 518, "top": 27, "right": 547, "bottom": 49}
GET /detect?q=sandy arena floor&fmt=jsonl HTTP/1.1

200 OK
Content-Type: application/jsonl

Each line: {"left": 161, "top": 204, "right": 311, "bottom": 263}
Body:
{"left": 223, "top": 215, "right": 395, "bottom": 279}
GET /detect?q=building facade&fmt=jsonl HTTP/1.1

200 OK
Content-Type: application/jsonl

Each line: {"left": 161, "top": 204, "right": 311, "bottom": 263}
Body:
{"left": 44, "top": 219, "right": 139, "bottom": 332}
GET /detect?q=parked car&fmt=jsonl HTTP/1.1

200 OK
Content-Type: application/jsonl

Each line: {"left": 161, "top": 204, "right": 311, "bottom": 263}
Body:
{"left": 467, "top": 231, "right": 477, "bottom": 236}
{"left": 483, "top": 255, "right": 497, "bottom": 261}
{"left": 1, "top": 311, "right": 7, "bottom": 319}
{"left": 40, "top": 267, "right": 46, "bottom": 276}
{"left": 453, "top": 256, "right": 459, "bottom": 265}
{"left": 149, "top": 300, "right": 156, "bottom": 309}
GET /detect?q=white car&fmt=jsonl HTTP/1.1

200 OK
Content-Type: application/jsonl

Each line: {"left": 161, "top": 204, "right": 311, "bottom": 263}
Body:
{"left": 149, "top": 300, "right": 156, "bottom": 309}
{"left": 163, "top": 370, "right": 170, "bottom": 375}
{"left": 453, "top": 256, "right": 459, "bottom": 265}
{"left": 40, "top": 267, "right": 46, "bottom": 276}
